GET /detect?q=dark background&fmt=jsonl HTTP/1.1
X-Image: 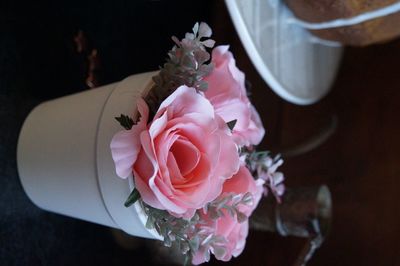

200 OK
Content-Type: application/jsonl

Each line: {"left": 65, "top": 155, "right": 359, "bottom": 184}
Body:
{"left": 1, "top": 0, "right": 400, "bottom": 265}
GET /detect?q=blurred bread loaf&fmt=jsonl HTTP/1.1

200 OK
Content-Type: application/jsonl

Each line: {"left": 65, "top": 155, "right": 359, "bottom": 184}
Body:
{"left": 284, "top": 0, "right": 400, "bottom": 46}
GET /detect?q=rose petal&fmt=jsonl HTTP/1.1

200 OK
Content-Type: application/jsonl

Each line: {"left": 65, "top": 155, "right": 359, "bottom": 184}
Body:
{"left": 110, "top": 129, "right": 141, "bottom": 178}
{"left": 133, "top": 148, "right": 164, "bottom": 209}
{"left": 213, "top": 130, "right": 240, "bottom": 178}
{"left": 222, "top": 166, "right": 263, "bottom": 215}
{"left": 149, "top": 109, "right": 169, "bottom": 140}
{"left": 166, "top": 151, "right": 185, "bottom": 184}
{"left": 110, "top": 98, "right": 149, "bottom": 178}
{"left": 230, "top": 221, "right": 248, "bottom": 258}
{"left": 136, "top": 98, "right": 149, "bottom": 124}
{"left": 138, "top": 131, "right": 185, "bottom": 214}
{"left": 211, "top": 95, "right": 250, "bottom": 130}
{"left": 170, "top": 137, "right": 200, "bottom": 176}
{"left": 157, "top": 85, "right": 214, "bottom": 119}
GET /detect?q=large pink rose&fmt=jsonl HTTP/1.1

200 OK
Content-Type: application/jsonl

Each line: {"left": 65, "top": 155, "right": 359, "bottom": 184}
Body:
{"left": 204, "top": 45, "right": 265, "bottom": 147}
{"left": 192, "top": 165, "right": 263, "bottom": 264}
{"left": 110, "top": 85, "right": 240, "bottom": 218}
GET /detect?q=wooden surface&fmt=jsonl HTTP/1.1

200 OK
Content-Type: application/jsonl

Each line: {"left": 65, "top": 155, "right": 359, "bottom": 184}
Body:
{"left": 210, "top": 1, "right": 400, "bottom": 265}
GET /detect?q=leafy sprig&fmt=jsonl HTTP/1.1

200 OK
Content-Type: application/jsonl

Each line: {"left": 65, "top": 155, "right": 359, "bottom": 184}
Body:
{"left": 242, "top": 149, "right": 285, "bottom": 202}
{"left": 140, "top": 199, "right": 229, "bottom": 265}
{"left": 145, "top": 22, "right": 215, "bottom": 116}
{"left": 204, "top": 192, "right": 253, "bottom": 223}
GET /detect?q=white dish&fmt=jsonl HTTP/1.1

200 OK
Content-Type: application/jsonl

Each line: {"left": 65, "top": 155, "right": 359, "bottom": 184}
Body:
{"left": 225, "top": 0, "right": 344, "bottom": 105}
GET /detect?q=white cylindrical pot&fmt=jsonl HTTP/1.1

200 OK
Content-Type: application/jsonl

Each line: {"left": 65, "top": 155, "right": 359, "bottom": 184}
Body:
{"left": 17, "top": 71, "right": 161, "bottom": 240}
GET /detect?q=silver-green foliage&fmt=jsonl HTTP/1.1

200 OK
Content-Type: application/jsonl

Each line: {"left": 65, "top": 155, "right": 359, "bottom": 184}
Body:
{"left": 145, "top": 22, "right": 215, "bottom": 116}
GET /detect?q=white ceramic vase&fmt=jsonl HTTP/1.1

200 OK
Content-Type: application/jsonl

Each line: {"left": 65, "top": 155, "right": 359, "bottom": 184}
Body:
{"left": 17, "top": 71, "right": 161, "bottom": 240}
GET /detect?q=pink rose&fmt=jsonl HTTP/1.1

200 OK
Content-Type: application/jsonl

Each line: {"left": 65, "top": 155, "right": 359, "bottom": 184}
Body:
{"left": 204, "top": 45, "right": 265, "bottom": 147}
{"left": 110, "top": 85, "right": 240, "bottom": 218}
{"left": 192, "top": 165, "right": 263, "bottom": 264}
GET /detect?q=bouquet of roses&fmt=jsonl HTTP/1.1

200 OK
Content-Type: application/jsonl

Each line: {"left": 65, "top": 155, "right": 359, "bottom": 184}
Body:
{"left": 110, "top": 22, "right": 284, "bottom": 265}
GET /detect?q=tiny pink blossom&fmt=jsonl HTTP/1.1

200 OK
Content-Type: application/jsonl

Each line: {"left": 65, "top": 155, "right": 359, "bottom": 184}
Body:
{"left": 258, "top": 155, "right": 285, "bottom": 202}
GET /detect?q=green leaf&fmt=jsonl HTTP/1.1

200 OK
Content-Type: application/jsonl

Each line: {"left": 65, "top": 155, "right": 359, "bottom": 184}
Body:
{"left": 164, "top": 235, "right": 172, "bottom": 247}
{"left": 226, "top": 206, "right": 236, "bottom": 218}
{"left": 227, "top": 119, "right": 237, "bottom": 131}
{"left": 183, "top": 255, "right": 191, "bottom": 266}
{"left": 203, "top": 249, "right": 211, "bottom": 262}
{"left": 145, "top": 217, "right": 155, "bottom": 229}
{"left": 189, "top": 236, "right": 200, "bottom": 251}
{"left": 124, "top": 188, "right": 140, "bottom": 207}
{"left": 197, "top": 81, "right": 208, "bottom": 92}
{"left": 180, "top": 241, "right": 190, "bottom": 254}
{"left": 115, "top": 114, "right": 134, "bottom": 130}
{"left": 241, "top": 192, "right": 254, "bottom": 205}
{"left": 236, "top": 211, "right": 248, "bottom": 223}
{"left": 213, "top": 246, "right": 226, "bottom": 259}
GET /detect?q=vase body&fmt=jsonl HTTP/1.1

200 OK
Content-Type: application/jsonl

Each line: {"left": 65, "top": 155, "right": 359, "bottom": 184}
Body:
{"left": 17, "top": 71, "right": 160, "bottom": 239}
